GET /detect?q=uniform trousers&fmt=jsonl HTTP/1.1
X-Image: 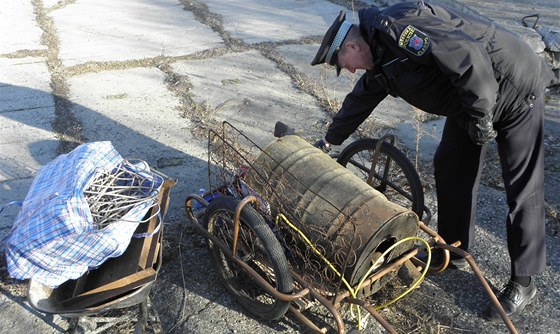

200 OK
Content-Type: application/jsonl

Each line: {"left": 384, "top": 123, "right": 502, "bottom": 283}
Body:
{"left": 434, "top": 95, "right": 546, "bottom": 277}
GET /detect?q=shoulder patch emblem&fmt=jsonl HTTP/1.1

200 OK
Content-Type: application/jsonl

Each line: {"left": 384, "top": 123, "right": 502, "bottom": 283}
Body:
{"left": 398, "top": 25, "right": 430, "bottom": 56}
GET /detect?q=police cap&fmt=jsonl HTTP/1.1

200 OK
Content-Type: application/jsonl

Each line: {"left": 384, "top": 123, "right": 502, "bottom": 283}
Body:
{"left": 311, "top": 11, "right": 353, "bottom": 76}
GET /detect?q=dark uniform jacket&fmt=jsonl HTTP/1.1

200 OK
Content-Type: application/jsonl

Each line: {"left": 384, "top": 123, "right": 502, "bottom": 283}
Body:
{"left": 325, "top": 1, "right": 553, "bottom": 145}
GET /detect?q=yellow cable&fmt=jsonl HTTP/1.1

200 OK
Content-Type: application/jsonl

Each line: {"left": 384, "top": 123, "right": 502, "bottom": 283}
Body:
{"left": 275, "top": 214, "right": 355, "bottom": 293}
{"left": 274, "top": 214, "right": 431, "bottom": 330}
{"left": 275, "top": 214, "right": 364, "bottom": 326}
{"left": 346, "top": 237, "right": 430, "bottom": 328}
{"left": 355, "top": 237, "right": 431, "bottom": 311}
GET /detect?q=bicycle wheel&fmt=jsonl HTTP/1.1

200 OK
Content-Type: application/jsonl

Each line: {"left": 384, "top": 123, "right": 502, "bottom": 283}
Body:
{"left": 204, "top": 196, "right": 293, "bottom": 320}
{"left": 337, "top": 138, "right": 424, "bottom": 219}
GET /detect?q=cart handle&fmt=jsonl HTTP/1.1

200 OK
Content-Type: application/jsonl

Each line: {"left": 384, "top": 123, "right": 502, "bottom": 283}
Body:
{"left": 232, "top": 196, "right": 260, "bottom": 256}
{"left": 184, "top": 194, "right": 209, "bottom": 222}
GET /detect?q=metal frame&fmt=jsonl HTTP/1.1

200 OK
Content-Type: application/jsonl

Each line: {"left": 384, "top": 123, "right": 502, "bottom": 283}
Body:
{"left": 186, "top": 194, "right": 518, "bottom": 334}
{"left": 186, "top": 122, "right": 518, "bottom": 333}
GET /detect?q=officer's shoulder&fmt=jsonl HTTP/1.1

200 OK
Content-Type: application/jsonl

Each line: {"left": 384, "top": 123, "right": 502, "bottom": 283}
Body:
{"left": 363, "top": 3, "right": 421, "bottom": 34}
{"left": 383, "top": 2, "right": 423, "bottom": 18}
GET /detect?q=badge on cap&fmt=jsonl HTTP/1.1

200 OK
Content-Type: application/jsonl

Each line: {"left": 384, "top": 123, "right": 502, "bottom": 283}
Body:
{"left": 398, "top": 25, "right": 430, "bottom": 56}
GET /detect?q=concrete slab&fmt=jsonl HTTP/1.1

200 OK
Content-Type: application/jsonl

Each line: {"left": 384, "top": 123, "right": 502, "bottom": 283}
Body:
{"left": 0, "top": 108, "right": 56, "bottom": 145}
{"left": 0, "top": 56, "right": 58, "bottom": 184}
{"left": 0, "top": 58, "right": 53, "bottom": 112}
{"left": 0, "top": 151, "right": 36, "bottom": 184}
{"left": 0, "top": 1, "right": 45, "bottom": 54}
{"left": 276, "top": 43, "right": 359, "bottom": 102}
{"left": 0, "top": 116, "right": 59, "bottom": 182}
{"left": 203, "top": 0, "right": 346, "bottom": 43}
{"left": 66, "top": 67, "right": 207, "bottom": 220}
{"left": 0, "top": 179, "right": 34, "bottom": 240}
{"left": 0, "top": 293, "right": 69, "bottom": 334}
{"left": 51, "top": 0, "right": 224, "bottom": 67}
{"left": 171, "top": 50, "right": 327, "bottom": 147}
{"left": 68, "top": 67, "right": 194, "bottom": 156}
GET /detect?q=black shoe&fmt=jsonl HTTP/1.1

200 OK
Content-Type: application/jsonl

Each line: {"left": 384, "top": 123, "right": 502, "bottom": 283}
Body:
{"left": 416, "top": 249, "right": 468, "bottom": 270}
{"left": 482, "top": 279, "right": 537, "bottom": 322}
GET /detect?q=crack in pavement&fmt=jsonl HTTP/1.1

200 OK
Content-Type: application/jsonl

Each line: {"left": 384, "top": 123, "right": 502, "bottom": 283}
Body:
{"left": 32, "top": 0, "right": 83, "bottom": 155}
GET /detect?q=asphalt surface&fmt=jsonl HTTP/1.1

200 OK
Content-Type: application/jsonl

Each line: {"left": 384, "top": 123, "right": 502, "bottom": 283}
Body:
{"left": 1, "top": 0, "right": 559, "bottom": 333}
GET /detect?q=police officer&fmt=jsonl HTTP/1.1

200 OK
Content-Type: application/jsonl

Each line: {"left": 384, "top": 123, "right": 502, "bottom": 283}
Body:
{"left": 311, "top": 1, "right": 553, "bottom": 321}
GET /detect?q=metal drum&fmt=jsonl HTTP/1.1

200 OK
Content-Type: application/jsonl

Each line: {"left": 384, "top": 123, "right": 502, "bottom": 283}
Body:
{"left": 245, "top": 135, "right": 418, "bottom": 294}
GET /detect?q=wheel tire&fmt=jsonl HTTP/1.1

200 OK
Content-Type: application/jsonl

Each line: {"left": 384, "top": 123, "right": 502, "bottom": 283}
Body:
{"left": 204, "top": 196, "right": 293, "bottom": 320}
{"left": 337, "top": 138, "right": 424, "bottom": 219}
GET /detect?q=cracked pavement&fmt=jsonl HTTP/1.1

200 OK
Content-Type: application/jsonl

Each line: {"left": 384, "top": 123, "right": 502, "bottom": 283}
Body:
{"left": 1, "top": 0, "right": 559, "bottom": 333}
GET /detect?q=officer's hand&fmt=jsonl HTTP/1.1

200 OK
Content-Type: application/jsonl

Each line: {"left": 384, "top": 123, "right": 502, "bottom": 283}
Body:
{"left": 468, "top": 113, "right": 497, "bottom": 145}
{"left": 314, "top": 139, "right": 331, "bottom": 152}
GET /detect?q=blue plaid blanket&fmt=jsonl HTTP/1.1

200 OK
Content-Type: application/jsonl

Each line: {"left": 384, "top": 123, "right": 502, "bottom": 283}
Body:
{"left": 4, "top": 141, "right": 163, "bottom": 288}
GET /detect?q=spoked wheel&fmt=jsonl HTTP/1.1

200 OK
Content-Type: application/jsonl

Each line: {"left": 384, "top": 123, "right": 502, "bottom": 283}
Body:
{"left": 337, "top": 138, "right": 424, "bottom": 219}
{"left": 204, "top": 196, "right": 293, "bottom": 320}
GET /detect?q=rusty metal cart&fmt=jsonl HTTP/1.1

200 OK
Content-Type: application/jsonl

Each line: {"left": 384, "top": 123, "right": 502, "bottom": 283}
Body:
{"left": 185, "top": 121, "right": 518, "bottom": 334}
{"left": 28, "top": 178, "right": 175, "bottom": 334}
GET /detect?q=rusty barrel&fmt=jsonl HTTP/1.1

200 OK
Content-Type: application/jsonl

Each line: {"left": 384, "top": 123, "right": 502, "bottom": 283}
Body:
{"left": 245, "top": 135, "right": 418, "bottom": 293}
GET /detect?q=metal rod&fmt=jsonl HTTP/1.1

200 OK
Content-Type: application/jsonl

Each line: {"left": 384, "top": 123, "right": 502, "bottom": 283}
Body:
{"left": 184, "top": 194, "right": 209, "bottom": 221}
{"left": 366, "top": 134, "right": 395, "bottom": 188}
{"left": 344, "top": 298, "right": 398, "bottom": 334}
{"left": 290, "top": 271, "right": 346, "bottom": 334}
{"left": 288, "top": 305, "right": 328, "bottom": 334}
{"left": 232, "top": 196, "right": 258, "bottom": 256}
{"left": 335, "top": 246, "right": 423, "bottom": 306}
{"left": 435, "top": 243, "right": 519, "bottom": 334}
{"left": 416, "top": 221, "right": 454, "bottom": 273}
